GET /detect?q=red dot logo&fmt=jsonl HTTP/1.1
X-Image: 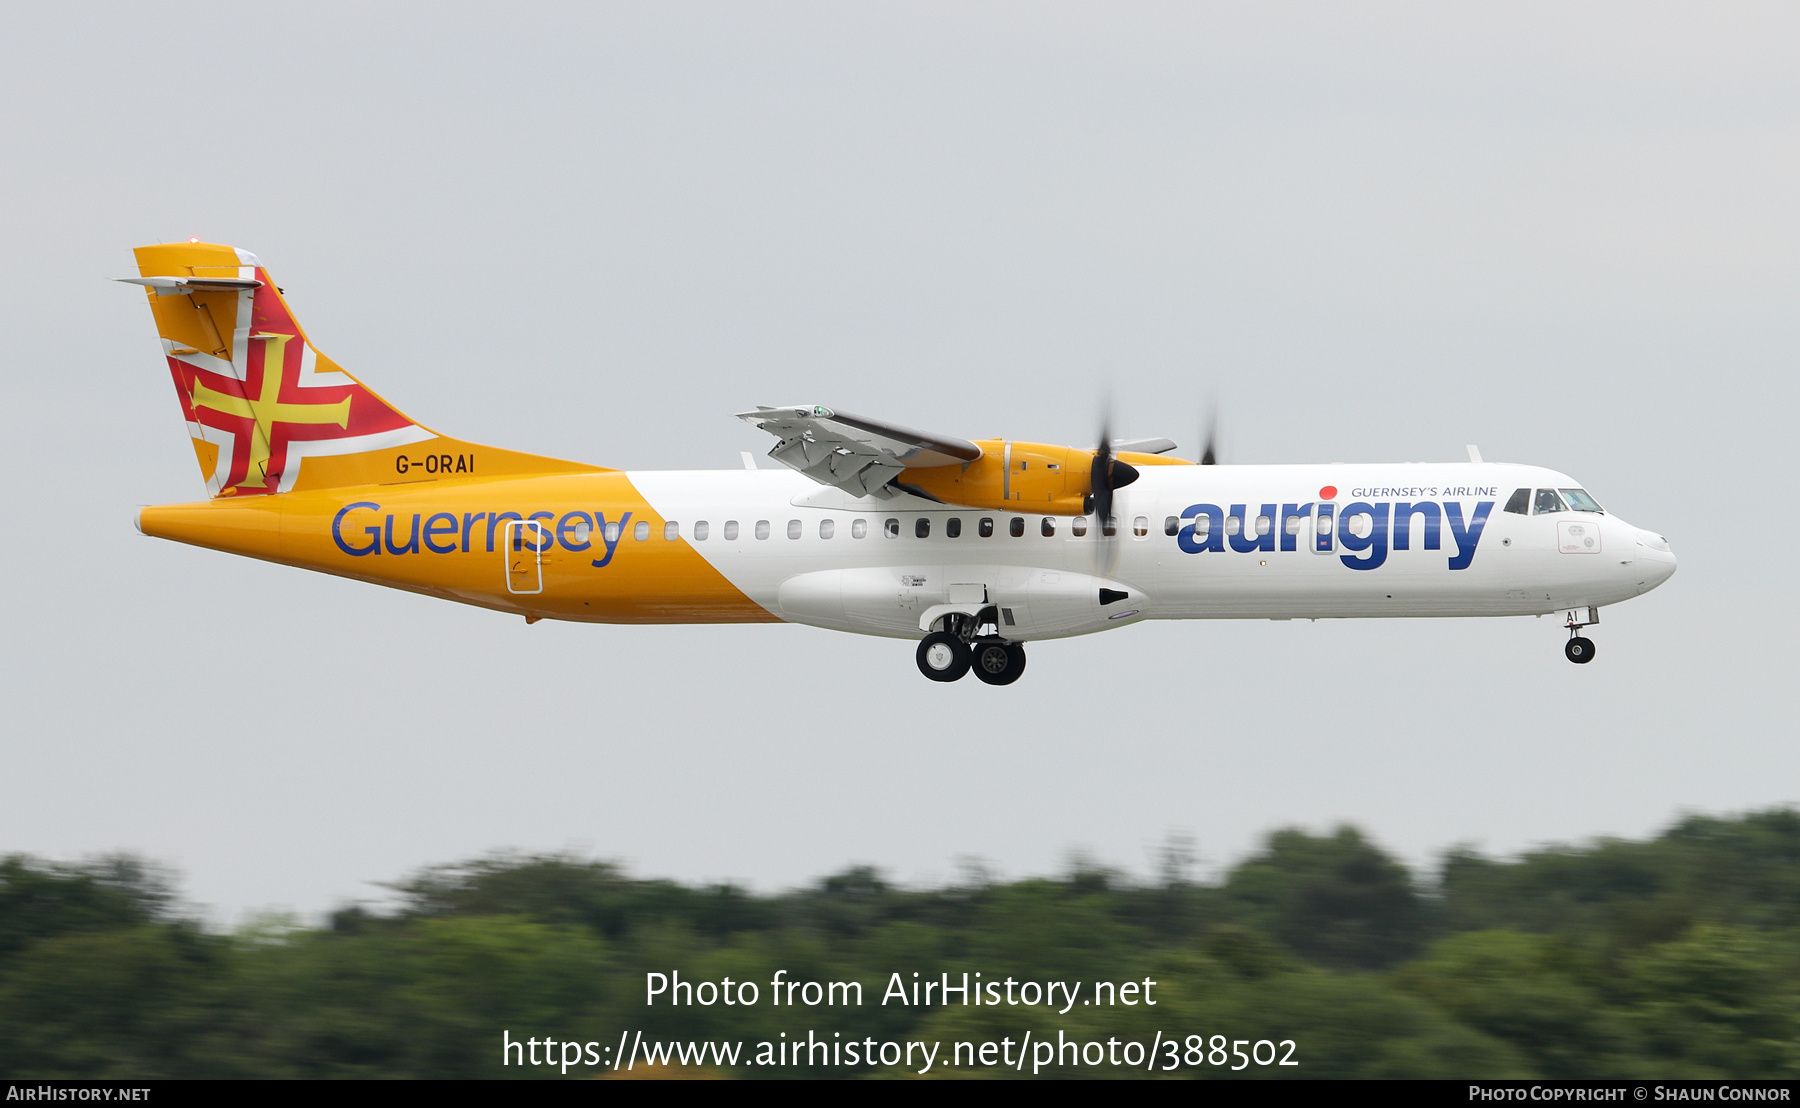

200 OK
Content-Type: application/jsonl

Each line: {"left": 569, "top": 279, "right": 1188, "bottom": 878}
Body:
{"left": 1319, "top": 485, "right": 1338, "bottom": 500}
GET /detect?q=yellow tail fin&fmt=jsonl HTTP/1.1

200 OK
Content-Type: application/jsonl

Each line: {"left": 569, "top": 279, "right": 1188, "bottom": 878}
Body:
{"left": 125, "top": 241, "right": 602, "bottom": 497}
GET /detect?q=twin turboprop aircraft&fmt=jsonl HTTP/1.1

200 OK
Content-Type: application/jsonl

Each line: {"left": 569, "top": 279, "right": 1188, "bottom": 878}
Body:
{"left": 124, "top": 242, "right": 1677, "bottom": 684}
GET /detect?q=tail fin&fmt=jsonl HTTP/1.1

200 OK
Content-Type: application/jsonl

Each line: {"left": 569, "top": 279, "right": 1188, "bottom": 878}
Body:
{"left": 124, "top": 242, "right": 601, "bottom": 498}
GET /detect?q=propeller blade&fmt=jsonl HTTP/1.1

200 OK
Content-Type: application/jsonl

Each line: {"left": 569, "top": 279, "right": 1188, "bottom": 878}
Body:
{"left": 1091, "top": 411, "right": 1120, "bottom": 574}
{"left": 1200, "top": 404, "right": 1219, "bottom": 466}
{"left": 1090, "top": 443, "right": 1114, "bottom": 527}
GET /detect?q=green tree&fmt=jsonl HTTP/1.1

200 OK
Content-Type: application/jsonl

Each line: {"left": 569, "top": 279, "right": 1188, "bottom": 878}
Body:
{"left": 0, "top": 854, "right": 174, "bottom": 963}
{"left": 0, "top": 924, "right": 228, "bottom": 1078}
{"left": 1225, "top": 826, "right": 1425, "bottom": 969}
{"left": 226, "top": 915, "right": 615, "bottom": 1078}
{"left": 1395, "top": 930, "right": 1638, "bottom": 1076}
{"left": 1619, "top": 925, "right": 1800, "bottom": 1077}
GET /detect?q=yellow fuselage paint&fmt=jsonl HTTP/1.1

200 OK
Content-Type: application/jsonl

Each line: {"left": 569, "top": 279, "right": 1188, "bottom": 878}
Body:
{"left": 138, "top": 472, "right": 776, "bottom": 624}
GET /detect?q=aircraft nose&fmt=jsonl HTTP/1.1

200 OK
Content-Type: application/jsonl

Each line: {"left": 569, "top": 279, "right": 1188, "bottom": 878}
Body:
{"left": 1635, "top": 530, "right": 1677, "bottom": 592}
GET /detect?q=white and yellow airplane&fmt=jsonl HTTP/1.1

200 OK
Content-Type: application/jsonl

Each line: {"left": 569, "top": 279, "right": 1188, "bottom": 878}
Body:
{"left": 124, "top": 242, "right": 1676, "bottom": 684}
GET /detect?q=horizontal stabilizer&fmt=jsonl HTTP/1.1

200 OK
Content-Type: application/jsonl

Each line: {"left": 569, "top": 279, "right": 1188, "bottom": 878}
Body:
{"left": 115, "top": 275, "right": 263, "bottom": 295}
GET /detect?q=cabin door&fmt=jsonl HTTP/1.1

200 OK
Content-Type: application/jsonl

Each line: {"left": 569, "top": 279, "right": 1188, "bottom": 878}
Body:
{"left": 503, "top": 519, "right": 546, "bottom": 595}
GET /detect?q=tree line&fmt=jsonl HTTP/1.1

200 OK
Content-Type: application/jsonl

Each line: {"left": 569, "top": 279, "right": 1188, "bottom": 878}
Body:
{"left": 2, "top": 809, "right": 1798, "bottom": 1078}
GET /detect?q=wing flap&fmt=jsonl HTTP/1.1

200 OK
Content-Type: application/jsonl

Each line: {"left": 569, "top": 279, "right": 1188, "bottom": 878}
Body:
{"left": 738, "top": 405, "right": 982, "bottom": 498}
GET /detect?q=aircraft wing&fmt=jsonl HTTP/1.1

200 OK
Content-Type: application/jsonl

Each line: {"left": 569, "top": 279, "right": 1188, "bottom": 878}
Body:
{"left": 737, "top": 405, "right": 983, "bottom": 499}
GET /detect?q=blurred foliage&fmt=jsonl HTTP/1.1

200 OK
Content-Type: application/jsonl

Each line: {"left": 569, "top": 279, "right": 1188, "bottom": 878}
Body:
{"left": 2, "top": 811, "right": 1799, "bottom": 1078}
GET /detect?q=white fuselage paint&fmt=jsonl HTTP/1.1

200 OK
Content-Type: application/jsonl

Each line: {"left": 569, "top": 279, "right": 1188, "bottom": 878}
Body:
{"left": 628, "top": 462, "right": 1676, "bottom": 642}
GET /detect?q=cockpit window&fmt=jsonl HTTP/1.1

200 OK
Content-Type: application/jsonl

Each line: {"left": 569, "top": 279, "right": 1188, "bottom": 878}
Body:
{"left": 1559, "top": 488, "right": 1604, "bottom": 513}
{"left": 1533, "top": 489, "right": 1567, "bottom": 514}
{"left": 1504, "top": 488, "right": 1530, "bottom": 515}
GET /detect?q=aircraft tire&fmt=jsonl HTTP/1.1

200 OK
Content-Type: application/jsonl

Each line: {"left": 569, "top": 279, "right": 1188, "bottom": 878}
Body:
{"left": 917, "top": 632, "right": 971, "bottom": 682}
{"left": 971, "top": 642, "right": 1026, "bottom": 686}
{"left": 1564, "top": 636, "right": 1596, "bottom": 664}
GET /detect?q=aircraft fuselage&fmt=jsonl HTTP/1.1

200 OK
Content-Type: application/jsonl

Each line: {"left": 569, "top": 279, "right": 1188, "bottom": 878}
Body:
{"left": 138, "top": 460, "right": 1676, "bottom": 641}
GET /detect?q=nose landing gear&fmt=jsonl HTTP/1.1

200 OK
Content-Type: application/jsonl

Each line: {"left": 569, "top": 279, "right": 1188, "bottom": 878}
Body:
{"left": 1562, "top": 606, "right": 1599, "bottom": 664}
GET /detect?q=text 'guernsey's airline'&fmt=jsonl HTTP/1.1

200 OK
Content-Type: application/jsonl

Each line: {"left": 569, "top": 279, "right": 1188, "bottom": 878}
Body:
{"left": 123, "top": 242, "right": 1676, "bottom": 685}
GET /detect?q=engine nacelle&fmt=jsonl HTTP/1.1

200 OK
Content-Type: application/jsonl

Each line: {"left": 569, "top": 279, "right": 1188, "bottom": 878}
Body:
{"left": 895, "top": 440, "right": 1183, "bottom": 515}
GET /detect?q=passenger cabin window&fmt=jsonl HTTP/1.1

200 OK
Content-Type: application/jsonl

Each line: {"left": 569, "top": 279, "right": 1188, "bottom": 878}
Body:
{"left": 1041, "top": 517, "right": 1056, "bottom": 537}
{"left": 787, "top": 519, "right": 801, "bottom": 539}
{"left": 1102, "top": 515, "right": 1118, "bottom": 537}
{"left": 1165, "top": 516, "right": 1180, "bottom": 536}
{"left": 694, "top": 521, "right": 709, "bottom": 541}
{"left": 820, "top": 519, "right": 835, "bottom": 539}
{"left": 1133, "top": 516, "right": 1149, "bottom": 537}
{"left": 1009, "top": 517, "right": 1025, "bottom": 537}
{"left": 570, "top": 519, "right": 592, "bottom": 544}
{"left": 1504, "top": 488, "right": 1531, "bottom": 515}
{"left": 603, "top": 521, "right": 621, "bottom": 543}
{"left": 1224, "top": 515, "right": 1241, "bottom": 536}
{"left": 755, "top": 520, "right": 771, "bottom": 539}
{"left": 634, "top": 521, "right": 650, "bottom": 541}
{"left": 1533, "top": 489, "right": 1567, "bottom": 515}
{"left": 946, "top": 517, "right": 961, "bottom": 538}
{"left": 915, "top": 518, "right": 931, "bottom": 538}
{"left": 1255, "top": 514, "right": 1271, "bottom": 536}
{"left": 885, "top": 518, "right": 899, "bottom": 538}
{"left": 978, "top": 517, "right": 994, "bottom": 538}
{"left": 1560, "top": 488, "right": 1604, "bottom": 513}
{"left": 1283, "top": 515, "right": 1301, "bottom": 535}
{"left": 851, "top": 518, "right": 867, "bottom": 539}
{"left": 722, "top": 520, "right": 738, "bottom": 540}
{"left": 1072, "top": 516, "right": 1088, "bottom": 537}
{"left": 664, "top": 521, "right": 679, "bottom": 540}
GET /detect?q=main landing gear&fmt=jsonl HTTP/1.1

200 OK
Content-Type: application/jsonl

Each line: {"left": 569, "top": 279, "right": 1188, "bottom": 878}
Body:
{"left": 1562, "top": 605, "right": 1599, "bottom": 664}
{"left": 916, "top": 631, "right": 1027, "bottom": 685}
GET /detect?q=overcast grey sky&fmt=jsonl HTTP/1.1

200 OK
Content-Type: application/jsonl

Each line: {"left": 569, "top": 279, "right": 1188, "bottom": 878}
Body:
{"left": 1, "top": 2, "right": 1795, "bottom": 922}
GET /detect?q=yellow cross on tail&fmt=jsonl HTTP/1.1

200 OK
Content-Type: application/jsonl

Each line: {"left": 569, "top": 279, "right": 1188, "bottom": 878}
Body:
{"left": 189, "top": 335, "right": 350, "bottom": 492}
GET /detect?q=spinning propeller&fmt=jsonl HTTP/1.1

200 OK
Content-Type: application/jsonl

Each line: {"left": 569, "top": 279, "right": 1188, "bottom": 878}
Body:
{"left": 1199, "top": 403, "right": 1219, "bottom": 467}
{"left": 1086, "top": 401, "right": 1219, "bottom": 572}
{"left": 1088, "top": 413, "right": 1139, "bottom": 572}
